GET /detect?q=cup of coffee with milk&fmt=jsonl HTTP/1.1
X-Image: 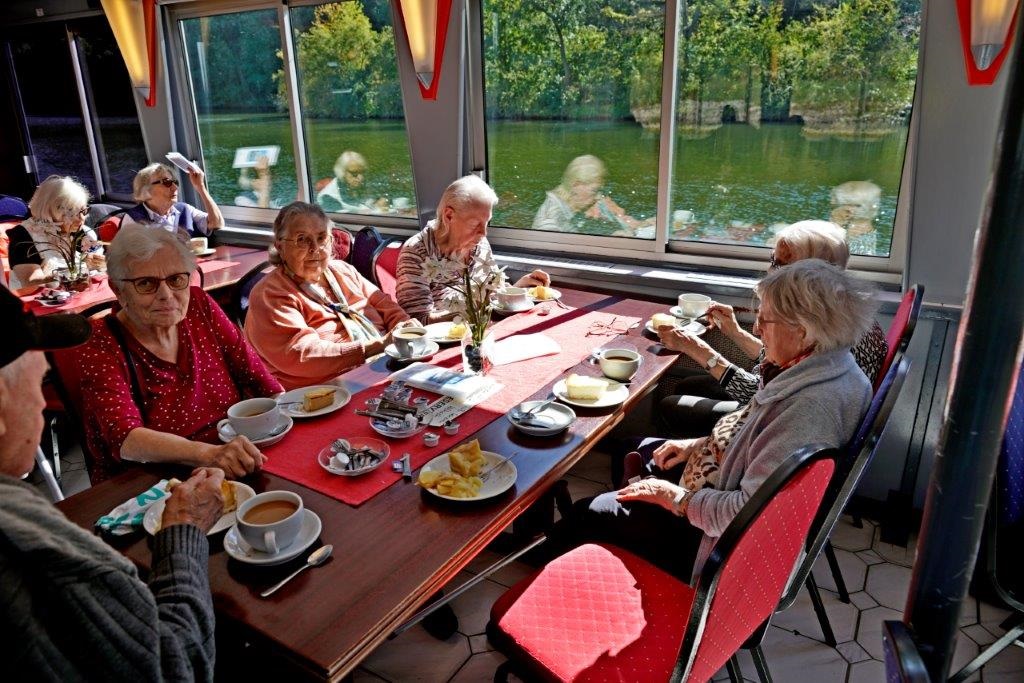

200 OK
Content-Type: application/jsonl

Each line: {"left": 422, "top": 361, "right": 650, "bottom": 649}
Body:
{"left": 394, "top": 326, "right": 428, "bottom": 358}
{"left": 218, "top": 397, "right": 280, "bottom": 440}
{"left": 236, "top": 490, "right": 304, "bottom": 554}
{"left": 599, "top": 348, "right": 642, "bottom": 381}
{"left": 496, "top": 286, "right": 531, "bottom": 311}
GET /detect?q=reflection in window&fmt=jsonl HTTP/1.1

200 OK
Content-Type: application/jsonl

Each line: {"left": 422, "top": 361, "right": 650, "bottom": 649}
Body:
{"left": 291, "top": 2, "right": 416, "bottom": 217}
{"left": 482, "top": 0, "right": 664, "bottom": 238}
{"left": 669, "top": 0, "right": 919, "bottom": 257}
{"left": 181, "top": 10, "right": 296, "bottom": 208}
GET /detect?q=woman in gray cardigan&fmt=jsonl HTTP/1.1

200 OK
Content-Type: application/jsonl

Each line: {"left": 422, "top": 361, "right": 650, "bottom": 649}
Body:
{"left": 576, "top": 260, "right": 875, "bottom": 580}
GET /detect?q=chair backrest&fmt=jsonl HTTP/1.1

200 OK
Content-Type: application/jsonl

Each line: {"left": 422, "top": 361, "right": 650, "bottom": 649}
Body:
{"left": 0, "top": 195, "right": 29, "bottom": 221}
{"left": 86, "top": 203, "right": 122, "bottom": 229}
{"left": 778, "top": 357, "right": 911, "bottom": 611}
{"left": 96, "top": 211, "right": 126, "bottom": 242}
{"left": 674, "top": 445, "right": 838, "bottom": 682}
{"left": 231, "top": 259, "right": 272, "bottom": 326}
{"left": 372, "top": 241, "right": 401, "bottom": 298}
{"left": 883, "top": 621, "right": 931, "bottom": 682}
{"left": 332, "top": 226, "right": 354, "bottom": 261}
{"left": 350, "top": 226, "right": 388, "bottom": 283}
{"left": 876, "top": 284, "right": 923, "bottom": 391}
{"left": 988, "top": 361, "right": 1024, "bottom": 611}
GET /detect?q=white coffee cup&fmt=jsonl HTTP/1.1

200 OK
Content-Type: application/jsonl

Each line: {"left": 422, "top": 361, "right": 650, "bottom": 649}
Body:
{"left": 236, "top": 490, "right": 304, "bottom": 554}
{"left": 219, "top": 397, "right": 280, "bottom": 440}
{"left": 496, "top": 286, "right": 530, "bottom": 311}
{"left": 599, "top": 348, "right": 643, "bottom": 381}
{"left": 189, "top": 237, "right": 208, "bottom": 254}
{"left": 678, "top": 293, "right": 711, "bottom": 318}
{"left": 393, "top": 326, "right": 429, "bottom": 358}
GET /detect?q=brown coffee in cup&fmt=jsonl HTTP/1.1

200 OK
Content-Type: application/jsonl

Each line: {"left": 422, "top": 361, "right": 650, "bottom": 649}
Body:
{"left": 243, "top": 500, "right": 299, "bottom": 525}
{"left": 238, "top": 407, "right": 272, "bottom": 418}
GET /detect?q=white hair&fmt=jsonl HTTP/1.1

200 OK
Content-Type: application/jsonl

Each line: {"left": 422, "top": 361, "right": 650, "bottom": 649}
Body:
{"left": 437, "top": 175, "right": 497, "bottom": 221}
{"left": 106, "top": 225, "right": 196, "bottom": 284}
{"left": 132, "top": 163, "right": 176, "bottom": 202}
{"left": 775, "top": 220, "right": 850, "bottom": 269}
{"left": 267, "top": 201, "right": 333, "bottom": 266}
{"left": 757, "top": 259, "right": 876, "bottom": 352}
{"left": 28, "top": 176, "right": 90, "bottom": 224}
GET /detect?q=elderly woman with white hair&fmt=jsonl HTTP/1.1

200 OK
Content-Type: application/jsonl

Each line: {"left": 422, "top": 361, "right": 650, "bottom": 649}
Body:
{"left": 6, "top": 175, "right": 104, "bottom": 290}
{"left": 120, "top": 162, "right": 223, "bottom": 237}
{"left": 244, "top": 202, "right": 414, "bottom": 390}
{"left": 654, "top": 219, "right": 887, "bottom": 438}
{"left": 396, "top": 174, "right": 550, "bottom": 322}
{"left": 78, "top": 226, "right": 282, "bottom": 483}
{"left": 575, "top": 260, "right": 875, "bottom": 579}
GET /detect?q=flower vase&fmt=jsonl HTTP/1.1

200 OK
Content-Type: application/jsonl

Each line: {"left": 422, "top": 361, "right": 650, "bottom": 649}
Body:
{"left": 461, "top": 329, "right": 494, "bottom": 376}
{"left": 56, "top": 268, "right": 89, "bottom": 292}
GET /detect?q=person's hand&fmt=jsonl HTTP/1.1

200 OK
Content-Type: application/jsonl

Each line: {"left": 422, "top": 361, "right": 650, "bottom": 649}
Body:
{"left": 394, "top": 318, "right": 422, "bottom": 330}
{"left": 616, "top": 478, "right": 687, "bottom": 514}
{"left": 652, "top": 439, "right": 697, "bottom": 470}
{"left": 706, "top": 302, "right": 740, "bottom": 337}
{"left": 205, "top": 437, "right": 265, "bottom": 478}
{"left": 161, "top": 467, "right": 225, "bottom": 533}
{"left": 514, "top": 269, "right": 550, "bottom": 288}
{"left": 186, "top": 164, "right": 208, "bottom": 191}
{"left": 657, "top": 326, "right": 716, "bottom": 364}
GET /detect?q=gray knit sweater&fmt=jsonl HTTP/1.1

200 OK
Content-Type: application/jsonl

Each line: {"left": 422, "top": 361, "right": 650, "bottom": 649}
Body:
{"left": 687, "top": 348, "right": 871, "bottom": 579}
{"left": 0, "top": 476, "right": 215, "bottom": 681}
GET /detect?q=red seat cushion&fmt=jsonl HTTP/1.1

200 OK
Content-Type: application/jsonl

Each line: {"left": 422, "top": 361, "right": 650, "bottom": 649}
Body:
{"left": 373, "top": 242, "right": 400, "bottom": 298}
{"left": 96, "top": 215, "right": 123, "bottom": 243}
{"left": 332, "top": 227, "right": 353, "bottom": 261}
{"left": 491, "top": 543, "right": 693, "bottom": 682}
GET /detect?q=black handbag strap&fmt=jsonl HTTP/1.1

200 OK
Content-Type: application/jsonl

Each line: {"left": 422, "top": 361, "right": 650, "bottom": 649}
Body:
{"left": 103, "top": 315, "right": 147, "bottom": 419}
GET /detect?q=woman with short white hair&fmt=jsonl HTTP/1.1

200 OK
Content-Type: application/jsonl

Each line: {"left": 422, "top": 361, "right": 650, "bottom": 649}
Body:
{"left": 396, "top": 174, "right": 550, "bottom": 322}
{"left": 772, "top": 219, "right": 849, "bottom": 268}
{"left": 78, "top": 225, "right": 281, "bottom": 482}
{"left": 577, "top": 260, "right": 875, "bottom": 579}
{"left": 120, "top": 162, "right": 223, "bottom": 236}
{"left": 6, "top": 175, "right": 104, "bottom": 290}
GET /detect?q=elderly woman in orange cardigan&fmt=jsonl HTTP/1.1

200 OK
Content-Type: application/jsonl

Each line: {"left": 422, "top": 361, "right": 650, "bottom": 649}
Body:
{"left": 244, "top": 202, "right": 417, "bottom": 389}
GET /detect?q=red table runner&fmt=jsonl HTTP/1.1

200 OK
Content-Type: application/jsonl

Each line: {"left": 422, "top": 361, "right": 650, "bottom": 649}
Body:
{"left": 261, "top": 305, "right": 643, "bottom": 506}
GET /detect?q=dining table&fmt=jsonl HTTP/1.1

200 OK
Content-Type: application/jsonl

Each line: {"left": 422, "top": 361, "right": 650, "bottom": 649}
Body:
{"left": 20, "top": 244, "right": 268, "bottom": 315}
{"left": 56, "top": 287, "right": 683, "bottom": 681}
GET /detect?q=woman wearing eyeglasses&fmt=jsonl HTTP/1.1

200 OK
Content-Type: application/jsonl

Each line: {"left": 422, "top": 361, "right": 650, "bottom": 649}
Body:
{"left": 243, "top": 202, "right": 415, "bottom": 390}
{"left": 77, "top": 226, "right": 282, "bottom": 483}
{"left": 6, "top": 175, "right": 105, "bottom": 290}
{"left": 120, "top": 162, "right": 223, "bottom": 237}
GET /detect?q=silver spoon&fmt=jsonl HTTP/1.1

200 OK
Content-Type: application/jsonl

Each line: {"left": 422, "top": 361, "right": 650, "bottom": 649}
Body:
{"left": 259, "top": 545, "right": 333, "bottom": 598}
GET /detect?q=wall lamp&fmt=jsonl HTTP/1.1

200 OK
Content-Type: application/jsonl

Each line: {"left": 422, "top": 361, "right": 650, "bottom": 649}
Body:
{"left": 101, "top": 0, "right": 158, "bottom": 106}
{"left": 396, "top": 0, "right": 453, "bottom": 100}
{"left": 957, "top": 0, "right": 1020, "bottom": 86}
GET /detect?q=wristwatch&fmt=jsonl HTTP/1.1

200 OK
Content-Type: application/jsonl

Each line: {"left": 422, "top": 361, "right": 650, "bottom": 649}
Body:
{"left": 673, "top": 487, "right": 692, "bottom": 515}
{"left": 706, "top": 354, "right": 723, "bottom": 370}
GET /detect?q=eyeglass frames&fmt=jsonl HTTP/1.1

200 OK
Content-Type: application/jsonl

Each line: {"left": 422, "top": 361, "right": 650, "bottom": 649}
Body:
{"left": 151, "top": 177, "right": 179, "bottom": 188}
{"left": 279, "top": 233, "right": 330, "bottom": 251}
{"left": 118, "top": 272, "right": 191, "bottom": 295}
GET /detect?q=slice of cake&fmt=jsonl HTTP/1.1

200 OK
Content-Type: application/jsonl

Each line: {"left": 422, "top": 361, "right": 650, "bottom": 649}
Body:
{"left": 529, "top": 285, "right": 554, "bottom": 300}
{"left": 303, "top": 387, "right": 336, "bottom": 412}
{"left": 650, "top": 313, "right": 677, "bottom": 330}
{"left": 447, "top": 321, "right": 467, "bottom": 339}
{"left": 565, "top": 373, "right": 609, "bottom": 400}
{"left": 449, "top": 439, "right": 486, "bottom": 476}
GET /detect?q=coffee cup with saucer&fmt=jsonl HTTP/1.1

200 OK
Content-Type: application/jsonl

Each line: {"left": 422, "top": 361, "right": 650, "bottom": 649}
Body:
{"left": 234, "top": 491, "right": 304, "bottom": 555}
{"left": 217, "top": 397, "right": 293, "bottom": 446}
{"left": 393, "top": 326, "right": 429, "bottom": 358}
{"left": 599, "top": 347, "right": 643, "bottom": 382}
{"left": 495, "top": 286, "right": 532, "bottom": 312}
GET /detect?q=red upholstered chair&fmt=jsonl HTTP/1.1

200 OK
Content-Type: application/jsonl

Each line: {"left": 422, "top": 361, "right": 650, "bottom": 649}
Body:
{"left": 331, "top": 226, "right": 354, "bottom": 262}
{"left": 488, "top": 446, "right": 838, "bottom": 683}
{"left": 372, "top": 241, "right": 401, "bottom": 298}
{"left": 875, "top": 284, "right": 923, "bottom": 391}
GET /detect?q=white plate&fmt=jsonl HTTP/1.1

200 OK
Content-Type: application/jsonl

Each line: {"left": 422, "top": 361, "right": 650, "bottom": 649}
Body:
{"left": 419, "top": 450, "right": 517, "bottom": 501}
{"left": 529, "top": 287, "right": 562, "bottom": 303}
{"left": 552, "top": 377, "right": 629, "bottom": 408}
{"left": 278, "top": 384, "right": 351, "bottom": 418}
{"left": 143, "top": 481, "right": 256, "bottom": 536}
{"left": 506, "top": 401, "right": 576, "bottom": 436}
{"left": 369, "top": 417, "right": 425, "bottom": 439}
{"left": 217, "top": 414, "right": 294, "bottom": 446}
{"left": 645, "top": 319, "right": 708, "bottom": 336}
{"left": 423, "top": 322, "right": 463, "bottom": 345}
{"left": 224, "top": 509, "right": 322, "bottom": 566}
{"left": 490, "top": 298, "right": 534, "bottom": 314}
{"left": 316, "top": 437, "right": 390, "bottom": 476}
{"left": 193, "top": 248, "right": 218, "bottom": 258}
{"left": 384, "top": 340, "right": 440, "bottom": 362}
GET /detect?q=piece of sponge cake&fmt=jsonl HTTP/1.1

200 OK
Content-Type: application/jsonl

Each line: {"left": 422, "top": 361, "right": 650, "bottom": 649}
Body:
{"left": 303, "top": 387, "right": 336, "bottom": 412}
{"left": 565, "top": 373, "right": 608, "bottom": 400}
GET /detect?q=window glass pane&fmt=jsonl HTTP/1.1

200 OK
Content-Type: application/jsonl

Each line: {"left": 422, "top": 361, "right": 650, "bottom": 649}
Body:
{"left": 74, "top": 16, "right": 148, "bottom": 197}
{"left": 9, "top": 23, "right": 97, "bottom": 194}
{"left": 669, "top": 0, "right": 919, "bottom": 258}
{"left": 482, "top": 0, "right": 664, "bottom": 238}
{"left": 291, "top": 1, "right": 416, "bottom": 217}
{"left": 181, "top": 10, "right": 296, "bottom": 209}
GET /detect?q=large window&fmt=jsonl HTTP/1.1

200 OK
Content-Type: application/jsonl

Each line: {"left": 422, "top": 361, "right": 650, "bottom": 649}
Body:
{"left": 482, "top": 0, "right": 664, "bottom": 238}
{"left": 291, "top": 2, "right": 416, "bottom": 217}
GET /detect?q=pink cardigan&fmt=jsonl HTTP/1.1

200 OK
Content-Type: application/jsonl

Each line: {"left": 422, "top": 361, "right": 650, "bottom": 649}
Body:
{"left": 244, "top": 261, "right": 409, "bottom": 389}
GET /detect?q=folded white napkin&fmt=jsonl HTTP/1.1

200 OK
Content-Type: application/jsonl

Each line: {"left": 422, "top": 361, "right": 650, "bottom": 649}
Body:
{"left": 490, "top": 334, "right": 561, "bottom": 366}
{"left": 95, "top": 479, "right": 171, "bottom": 535}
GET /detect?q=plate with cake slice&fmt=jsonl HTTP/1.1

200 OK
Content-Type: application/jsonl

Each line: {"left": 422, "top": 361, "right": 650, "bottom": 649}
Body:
{"left": 552, "top": 373, "right": 629, "bottom": 409}
{"left": 278, "top": 384, "right": 352, "bottom": 418}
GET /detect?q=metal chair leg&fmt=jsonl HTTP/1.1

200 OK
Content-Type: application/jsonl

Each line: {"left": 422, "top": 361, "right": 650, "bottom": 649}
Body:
{"left": 35, "top": 447, "right": 64, "bottom": 502}
{"left": 805, "top": 573, "right": 838, "bottom": 647}
{"left": 493, "top": 660, "right": 512, "bottom": 683}
{"left": 750, "top": 644, "right": 774, "bottom": 683}
{"left": 949, "top": 612, "right": 1024, "bottom": 683}
{"left": 49, "top": 416, "right": 62, "bottom": 484}
{"left": 726, "top": 655, "right": 744, "bottom": 683}
{"left": 824, "top": 541, "right": 851, "bottom": 603}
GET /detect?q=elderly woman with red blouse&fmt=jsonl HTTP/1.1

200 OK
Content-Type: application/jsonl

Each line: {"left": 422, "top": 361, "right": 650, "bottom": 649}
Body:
{"left": 243, "top": 202, "right": 415, "bottom": 390}
{"left": 78, "top": 226, "right": 283, "bottom": 482}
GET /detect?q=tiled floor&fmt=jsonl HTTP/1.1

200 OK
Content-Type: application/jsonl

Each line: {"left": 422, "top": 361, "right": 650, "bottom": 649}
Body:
{"left": 33, "top": 447, "right": 1024, "bottom": 682}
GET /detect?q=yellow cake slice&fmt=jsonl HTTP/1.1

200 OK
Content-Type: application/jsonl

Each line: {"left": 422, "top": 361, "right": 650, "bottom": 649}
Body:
{"left": 303, "top": 387, "right": 336, "bottom": 412}
{"left": 650, "top": 313, "right": 677, "bottom": 330}
{"left": 565, "top": 373, "right": 609, "bottom": 400}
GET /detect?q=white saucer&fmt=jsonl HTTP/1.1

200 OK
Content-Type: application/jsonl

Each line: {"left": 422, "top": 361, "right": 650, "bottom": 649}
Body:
{"left": 143, "top": 481, "right": 256, "bottom": 536}
{"left": 384, "top": 340, "right": 440, "bottom": 362}
{"left": 552, "top": 377, "right": 629, "bottom": 409}
{"left": 529, "top": 288, "right": 562, "bottom": 303}
{"left": 419, "top": 450, "right": 517, "bottom": 501}
{"left": 424, "top": 322, "right": 464, "bottom": 345}
{"left": 193, "top": 248, "right": 217, "bottom": 258}
{"left": 369, "top": 417, "right": 425, "bottom": 439}
{"left": 645, "top": 319, "right": 708, "bottom": 336}
{"left": 490, "top": 299, "right": 534, "bottom": 314}
{"left": 506, "top": 401, "right": 576, "bottom": 436}
{"left": 217, "top": 414, "right": 294, "bottom": 446}
{"left": 278, "top": 384, "right": 351, "bottom": 418}
{"left": 224, "top": 509, "right": 322, "bottom": 566}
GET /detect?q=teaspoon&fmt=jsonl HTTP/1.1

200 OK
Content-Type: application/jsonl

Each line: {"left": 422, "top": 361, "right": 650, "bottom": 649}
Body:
{"left": 260, "top": 545, "right": 333, "bottom": 598}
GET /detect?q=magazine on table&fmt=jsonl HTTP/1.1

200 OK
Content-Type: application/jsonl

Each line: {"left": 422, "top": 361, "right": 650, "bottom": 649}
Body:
{"left": 388, "top": 363, "right": 501, "bottom": 402}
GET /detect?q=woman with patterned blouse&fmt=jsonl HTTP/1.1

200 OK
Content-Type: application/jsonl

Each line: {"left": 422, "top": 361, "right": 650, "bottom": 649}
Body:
{"left": 78, "top": 226, "right": 282, "bottom": 483}
{"left": 395, "top": 175, "right": 550, "bottom": 323}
